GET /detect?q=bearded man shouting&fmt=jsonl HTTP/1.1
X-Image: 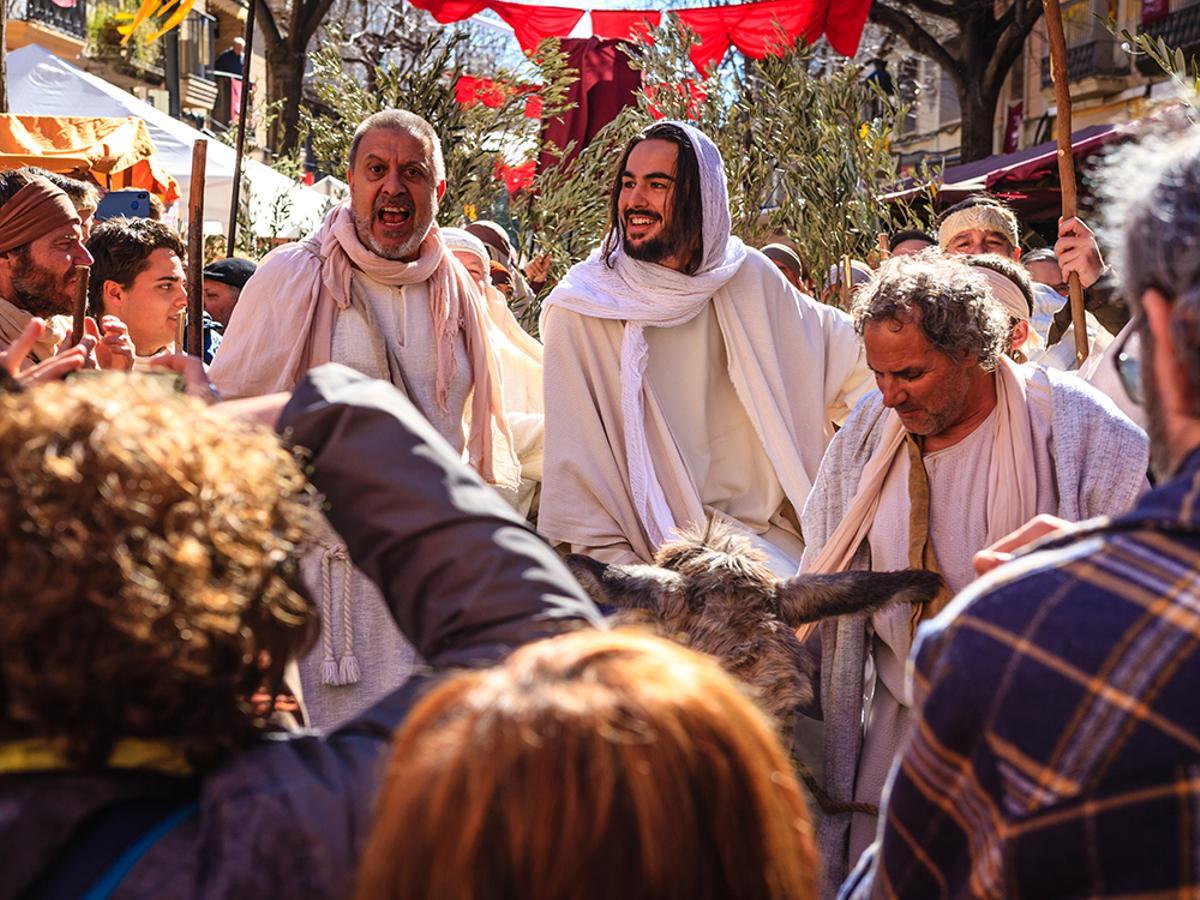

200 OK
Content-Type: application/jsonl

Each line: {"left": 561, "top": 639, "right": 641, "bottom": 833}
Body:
{"left": 208, "top": 109, "right": 518, "bottom": 728}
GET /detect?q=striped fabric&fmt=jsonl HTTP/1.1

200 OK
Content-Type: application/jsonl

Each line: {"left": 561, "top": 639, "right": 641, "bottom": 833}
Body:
{"left": 842, "top": 449, "right": 1200, "bottom": 899}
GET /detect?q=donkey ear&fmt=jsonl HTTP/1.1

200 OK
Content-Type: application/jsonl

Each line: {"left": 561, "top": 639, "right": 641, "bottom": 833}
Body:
{"left": 565, "top": 554, "right": 685, "bottom": 615}
{"left": 774, "top": 569, "right": 946, "bottom": 626}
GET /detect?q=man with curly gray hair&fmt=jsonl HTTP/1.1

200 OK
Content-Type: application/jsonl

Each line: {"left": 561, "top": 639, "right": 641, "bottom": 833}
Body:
{"left": 797, "top": 252, "right": 1148, "bottom": 894}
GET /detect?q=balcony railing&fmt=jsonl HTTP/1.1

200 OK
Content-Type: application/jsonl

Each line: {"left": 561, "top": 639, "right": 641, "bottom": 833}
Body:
{"left": 1040, "top": 40, "right": 1129, "bottom": 86}
{"left": 1137, "top": 4, "right": 1200, "bottom": 75}
{"left": 25, "top": 0, "right": 88, "bottom": 39}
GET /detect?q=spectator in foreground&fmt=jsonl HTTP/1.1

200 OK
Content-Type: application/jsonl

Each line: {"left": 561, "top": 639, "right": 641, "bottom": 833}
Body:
{"left": 0, "top": 364, "right": 598, "bottom": 899}
{"left": 841, "top": 128, "right": 1200, "bottom": 899}
{"left": 358, "top": 628, "right": 816, "bottom": 900}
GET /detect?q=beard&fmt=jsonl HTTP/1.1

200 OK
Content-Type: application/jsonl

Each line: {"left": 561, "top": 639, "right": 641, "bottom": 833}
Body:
{"left": 354, "top": 193, "right": 437, "bottom": 262}
{"left": 1142, "top": 344, "right": 1174, "bottom": 482}
{"left": 621, "top": 208, "right": 677, "bottom": 265}
{"left": 7, "top": 249, "right": 76, "bottom": 318}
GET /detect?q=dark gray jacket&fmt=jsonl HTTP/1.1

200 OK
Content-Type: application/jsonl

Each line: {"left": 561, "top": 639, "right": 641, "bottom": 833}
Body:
{"left": 0, "top": 365, "right": 601, "bottom": 899}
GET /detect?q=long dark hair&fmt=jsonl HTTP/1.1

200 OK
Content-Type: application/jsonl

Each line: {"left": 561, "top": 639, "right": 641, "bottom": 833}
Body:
{"left": 601, "top": 123, "right": 705, "bottom": 275}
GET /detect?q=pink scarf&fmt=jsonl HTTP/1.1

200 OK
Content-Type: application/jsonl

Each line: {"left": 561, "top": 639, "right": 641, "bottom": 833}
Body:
{"left": 209, "top": 201, "right": 515, "bottom": 485}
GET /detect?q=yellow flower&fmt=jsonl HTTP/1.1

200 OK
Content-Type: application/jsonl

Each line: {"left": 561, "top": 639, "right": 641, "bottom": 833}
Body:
{"left": 464, "top": 204, "right": 477, "bottom": 221}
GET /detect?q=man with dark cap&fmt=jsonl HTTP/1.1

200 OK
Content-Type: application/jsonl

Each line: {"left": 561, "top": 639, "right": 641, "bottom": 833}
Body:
{"left": 760, "top": 242, "right": 805, "bottom": 292}
{"left": 203, "top": 256, "right": 256, "bottom": 329}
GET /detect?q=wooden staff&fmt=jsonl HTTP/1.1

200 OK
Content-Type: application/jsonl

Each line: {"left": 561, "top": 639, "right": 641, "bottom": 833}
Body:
{"left": 186, "top": 139, "right": 206, "bottom": 357}
{"left": 840, "top": 254, "right": 852, "bottom": 308}
{"left": 176, "top": 310, "right": 187, "bottom": 352}
{"left": 226, "top": 0, "right": 257, "bottom": 257}
{"left": 70, "top": 266, "right": 89, "bottom": 347}
{"left": 1043, "top": 0, "right": 1089, "bottom": 365}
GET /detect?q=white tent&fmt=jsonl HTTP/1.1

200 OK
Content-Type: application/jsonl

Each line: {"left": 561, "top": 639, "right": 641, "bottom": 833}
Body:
{"left": 7, "top": 44, "right": 333, "bottom": 239}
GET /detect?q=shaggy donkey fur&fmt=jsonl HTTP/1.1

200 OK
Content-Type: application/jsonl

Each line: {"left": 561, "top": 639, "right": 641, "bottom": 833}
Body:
{"left": 566, "top": 521, "right": 943, "bottom": 735}
{"left": 567, "top": 522, "right": 943, "bottom": 816}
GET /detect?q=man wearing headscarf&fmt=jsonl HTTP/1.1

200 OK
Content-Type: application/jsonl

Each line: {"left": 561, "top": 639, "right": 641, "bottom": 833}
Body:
{"left": 539, "top": 121, "right": 872, "bottom": 575}
{"left": 206, "top": 109, "right": 519, "bottom": 729}
{"left": 0, "top": 169, "right": 132, "bottom": 371}
{"left": 799, "top": 252, "right": 1148, "bottom": 895}
{"left": 938, "top": 194, "right": 1125, "bottom": 367}
{"left": 465, "top": 219, "right": 541, "bottom": 323}
{"left": 444, "top": 226, "right": 544, "bottom": 518}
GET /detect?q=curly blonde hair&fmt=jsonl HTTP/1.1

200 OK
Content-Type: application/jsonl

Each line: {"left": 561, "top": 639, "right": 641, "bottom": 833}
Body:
{"left": 0, "top": 375, "right": 319, "bottom": 770}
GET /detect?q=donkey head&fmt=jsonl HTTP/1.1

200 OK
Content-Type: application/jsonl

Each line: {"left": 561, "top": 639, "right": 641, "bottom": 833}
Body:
{"left": 566, "top": 521, "right": 943, "bottom": 723}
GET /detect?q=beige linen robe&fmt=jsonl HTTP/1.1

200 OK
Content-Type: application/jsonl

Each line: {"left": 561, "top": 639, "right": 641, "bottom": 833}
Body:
{"left": 540, "top": 252, "right": 872, "bottom": 566}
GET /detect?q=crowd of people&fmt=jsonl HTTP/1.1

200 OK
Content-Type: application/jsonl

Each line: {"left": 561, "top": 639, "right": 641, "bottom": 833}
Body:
{"left": 0, "top": 103, "right": 1197, "bottom": 899}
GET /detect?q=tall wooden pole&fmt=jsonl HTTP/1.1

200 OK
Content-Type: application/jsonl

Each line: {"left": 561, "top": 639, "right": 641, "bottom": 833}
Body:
{"left": 187, "top": 140, "right": 207, "bottom": 357}
{"left": 1043, "top": 0, "right": 1089, "bottom": 365}
{"left": 226, "top": 0, "right": 257, "bottom": 257}
{"left": 70, "top": 267, "right": 90, "bottom": 346}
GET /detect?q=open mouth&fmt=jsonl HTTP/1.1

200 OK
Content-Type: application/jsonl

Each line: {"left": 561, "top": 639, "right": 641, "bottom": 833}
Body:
{"left": 624, "top": 211, "right": 660, "bottom": 231}
{"left": 376, "top": 202, "right": 413, "bottom": 229}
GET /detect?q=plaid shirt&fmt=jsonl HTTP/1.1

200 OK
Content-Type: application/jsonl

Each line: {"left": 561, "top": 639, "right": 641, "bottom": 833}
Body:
{"left": 842, "top": 448, "right": 1200, "bottom": 899}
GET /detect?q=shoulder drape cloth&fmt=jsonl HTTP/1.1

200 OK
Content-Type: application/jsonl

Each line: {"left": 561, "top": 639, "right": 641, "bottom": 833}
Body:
{"left": 542, "top": 120, "right": 750, "bottom": 548}
{"left": 208, "top": 201, "right": 516, "bottom": 486}
{"left": 799, "top": 357, "right": 1039, "bottom": 637}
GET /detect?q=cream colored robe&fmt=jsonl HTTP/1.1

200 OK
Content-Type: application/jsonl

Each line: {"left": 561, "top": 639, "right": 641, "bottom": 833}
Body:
{"left": 540, "top": 252, "right": 872, "bottom": 566}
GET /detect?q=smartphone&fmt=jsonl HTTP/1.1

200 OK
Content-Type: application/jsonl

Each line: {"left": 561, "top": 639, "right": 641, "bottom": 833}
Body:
{"left": 96, "top": 190, "right": 152, "bottom": 222}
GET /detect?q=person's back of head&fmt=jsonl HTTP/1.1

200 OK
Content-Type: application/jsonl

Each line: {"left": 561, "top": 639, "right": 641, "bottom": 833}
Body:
{"left": 0, "top": 375, "right": 318, "bottom": 771}
{"left": 356, "top": 628, "right": 816, "bottom": 900}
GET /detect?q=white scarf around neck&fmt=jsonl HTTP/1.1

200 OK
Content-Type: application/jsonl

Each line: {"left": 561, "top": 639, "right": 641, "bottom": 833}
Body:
{"left": 544, "top": 121, "right": 749, "bottom": 548}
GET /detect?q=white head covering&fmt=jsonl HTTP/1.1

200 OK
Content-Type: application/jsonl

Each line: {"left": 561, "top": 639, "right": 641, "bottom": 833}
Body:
{"left": 972, "top": 264, "right": 1045, "bottom": 357}
{"left": 543, "top": 121, "right": 749, "bottom": 548}
{"left": 442, "top": 227, "right": 490, "bottom": 283}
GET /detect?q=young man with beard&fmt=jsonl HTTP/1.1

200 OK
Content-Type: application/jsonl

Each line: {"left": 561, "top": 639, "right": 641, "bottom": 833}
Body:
{"left": 206, "top": 109, "right": 519, "bottom": 729}
{"left": 0, "top": 170, "right": 131, "bottom": 371}
{"left": 539, "top": 121, "right": 872, "bottom": 575}
{"left": 841, "top": 129, "right": 1200, "bottom": 900}
{"left": 799, "top": 252, "right": 1149, "bottom": 895}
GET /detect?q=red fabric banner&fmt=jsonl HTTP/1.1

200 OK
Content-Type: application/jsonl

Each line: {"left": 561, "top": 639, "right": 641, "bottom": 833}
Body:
{"left": 1141, "top": 0, "right": 1168, "bottom": 23}
{"left": 591, "top": 9, "right": 661, "bottom": 43}
{"left": 495, "top": 159, "right": 536, "bottom": 194}
{"left": 406, "top": 0, "right": 871, "bottom": 63}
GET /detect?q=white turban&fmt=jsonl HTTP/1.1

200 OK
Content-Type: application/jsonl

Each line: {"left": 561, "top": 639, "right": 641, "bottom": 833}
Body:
{"left": 442, "top": 227, "right": 490, "bottom": 280}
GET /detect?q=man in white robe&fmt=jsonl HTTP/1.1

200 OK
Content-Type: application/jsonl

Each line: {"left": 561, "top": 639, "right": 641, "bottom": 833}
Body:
{"left": 799, "top": 252, "right": 1149, "bottom": 895}
{"left": 208, "top": 109, "right": 517, "bottom": 729}
{"left": 539, "top": 121, "right": 872, "bottom": 575}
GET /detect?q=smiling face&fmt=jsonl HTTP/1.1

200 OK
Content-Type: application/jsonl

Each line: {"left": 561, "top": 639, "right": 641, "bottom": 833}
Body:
{"left": 0, "top": 222, "right": 93, "bottom": 318}
{"left": 105, "top": 248, "right": 186, "bottom": 355}
{"left": 619, "top": 138, "right": 682, "bottom": 269}
{"left": 864, "top": 315, "right": 980, "bottom": 437}
{"left": 346, "top": 128, "right": 444, "bottom": 262}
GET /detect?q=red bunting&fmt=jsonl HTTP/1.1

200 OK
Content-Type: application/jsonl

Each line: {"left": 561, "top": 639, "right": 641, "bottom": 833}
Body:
{"left": 407, "top": 0, "right": 871, "bottom": 64}
{"left": 590, "top": 9, "right": 661, "bottom": 44}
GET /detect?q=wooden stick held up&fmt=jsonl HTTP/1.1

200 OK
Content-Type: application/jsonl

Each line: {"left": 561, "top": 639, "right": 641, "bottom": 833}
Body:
{"left": 840, "top": 254, "right": 853, "bottom": 309}
{"left": 1043, "top": 0, "right": 1089, "bottom": 365}
{"left": 70, "top": 266, "right": 89, "bottom": 347}
{"left": 186, "top": 140, "right": 207, "bottom": 357}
